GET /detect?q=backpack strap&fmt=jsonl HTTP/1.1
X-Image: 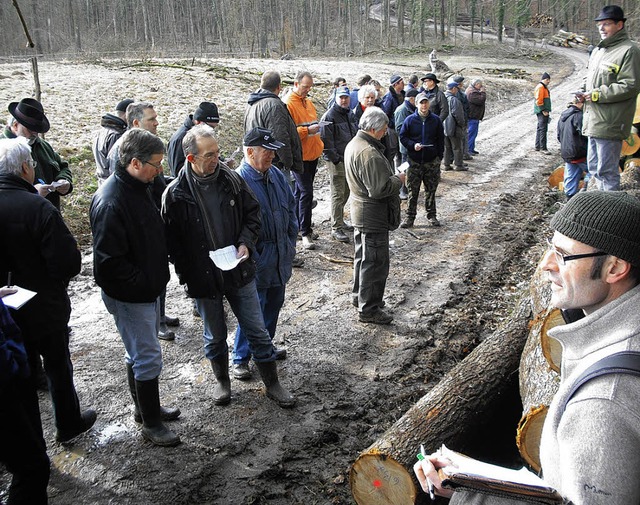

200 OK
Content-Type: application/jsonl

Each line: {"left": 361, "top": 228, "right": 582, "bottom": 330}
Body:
{"left": 560, "top": 351, "right": 640, "bottom": 415}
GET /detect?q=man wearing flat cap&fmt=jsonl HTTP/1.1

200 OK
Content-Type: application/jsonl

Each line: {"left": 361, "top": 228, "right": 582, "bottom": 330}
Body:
{"left": 578, "top": 5, "right": 640, "bottom": 191}
{"left": 162, "top": 124, "right": 295, "bottom": 408}
{"left": 2, "top": 98, "right": 72, "bottom": 210}
{"left": 231, "top": 127, "right": 298, "bottom": 380}
{"left": 415, "top": 191, "right": 640, "bottom": 505}
{"left": 167, "top": 101, "right": 221, "bottom": 177}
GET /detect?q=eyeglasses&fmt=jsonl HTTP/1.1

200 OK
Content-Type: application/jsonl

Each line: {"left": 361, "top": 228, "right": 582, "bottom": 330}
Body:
{"left": 195, "top": 152, "right": 219, "bottom": 160}
{"left": 29, "top": 158, "right": 38, "bottom": 169}
{"left": 144, "top": 160, "right": 163, "bottom": 171}
{"left": 546, "top": 239, "right": 608, "bottom": 265}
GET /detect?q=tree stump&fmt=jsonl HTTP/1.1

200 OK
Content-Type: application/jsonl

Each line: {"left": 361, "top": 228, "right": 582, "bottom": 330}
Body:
{"left": 350, "top": 294, "right": 532, "bottom": 505}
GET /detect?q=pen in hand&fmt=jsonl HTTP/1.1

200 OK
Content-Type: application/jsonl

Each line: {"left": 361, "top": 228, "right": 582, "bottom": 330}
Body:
{"left": 419, "top": 444, "right": 436, "bottom": 501}
{"left": 7, "top": 271, "right": 12, "bottom": 288}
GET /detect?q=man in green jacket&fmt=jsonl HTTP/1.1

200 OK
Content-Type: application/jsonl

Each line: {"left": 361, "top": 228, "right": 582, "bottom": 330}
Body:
{"left": 2, "top": 98, "right": 73, "bottom": 210}
{"left": 580, "top": 5, "right": 640, "bottom": 191}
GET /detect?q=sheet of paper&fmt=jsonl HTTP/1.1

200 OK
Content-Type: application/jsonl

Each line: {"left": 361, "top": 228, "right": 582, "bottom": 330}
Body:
{"left": 2, "top": 285, "right": 37, "bottom": 310}
{"left": 440, "top": 444, "right": 547, "bottom": 488}
{"left": 209, "top": 245, "right": 248, "bottom": 271}
{"left": 397, "top": 161, "right": 410, "bottom": 174}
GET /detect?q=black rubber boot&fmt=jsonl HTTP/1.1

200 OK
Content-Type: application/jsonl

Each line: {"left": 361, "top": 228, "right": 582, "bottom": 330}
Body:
{"left": 210, "top": 358, "right": 231, "bottom": 406}
{"left": 135, "top": 377, "right": 181, "bottom": 447}
{"left": 255, "top": 361, "right": 296, "bottom": 408}
{"left": 127, "top": 364, "right": 180, "bottom": 423}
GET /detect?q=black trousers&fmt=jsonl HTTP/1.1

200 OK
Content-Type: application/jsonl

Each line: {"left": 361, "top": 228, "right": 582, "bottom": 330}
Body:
{"left": 0, "top": 381, "right": 50, "bottom": 504}
{"left": 535, "top": 113, "right": 549, "bottom": 150}
{"left": 352, "top": 229, "right": 390, "bottom": 314}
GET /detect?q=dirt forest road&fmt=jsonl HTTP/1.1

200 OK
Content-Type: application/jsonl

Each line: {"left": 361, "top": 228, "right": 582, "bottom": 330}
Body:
{"left": 0, "top": 45, "right": 587, "bottom": 505}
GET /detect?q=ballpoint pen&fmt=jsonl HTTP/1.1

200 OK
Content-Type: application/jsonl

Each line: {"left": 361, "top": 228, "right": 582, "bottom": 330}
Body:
{"left": 7, "top": 271, "right": 12, "bottom": 288}
{"left": 418, "top": 444, "right": 435, "bottom": 501}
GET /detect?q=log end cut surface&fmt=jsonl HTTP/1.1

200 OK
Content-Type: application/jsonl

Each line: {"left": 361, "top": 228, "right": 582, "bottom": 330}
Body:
{"left": 351, "top": 452, "right": 417, "bottom": 505}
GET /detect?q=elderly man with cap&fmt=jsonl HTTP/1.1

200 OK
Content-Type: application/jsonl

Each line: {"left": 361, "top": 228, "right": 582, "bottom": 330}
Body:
{"left": 534, "top": 72, "right": 552, "bottom": 153}
{"left": 320, "top": 86, "right": 359, "bottom": 243}
{"left": 0, "top": 136, "right": 96, "bottom": 445}
{"left": 162, "top": 124, "right": 295, "bottom": 408}
{"left": 2, "top": 98, "right": 72, "bottom": 210}
{"left": 92, "top": 98, "right": 134, "bottom": 186}
{"left": 419, "top": 73, "right": 449, "bottom": 122}
{"left": 577, "top": 5, "right": 640, "bottom": 191}
{"left": 443, "top": 79, "right": 467, "bottom": 171}
{"left": 231, "top": 128, "right": 298, "bottom": 380}
{"left": 399, "top": 92, "right": 445, "bottom": 228}
{"left": 415, "top": 190, "right": 640, "bottom": 505}
{"left": 466, "top": 78, "right": 486, "bottom": 155}
{"left": 167, "top": 101, "right": 220, "bottom": 177}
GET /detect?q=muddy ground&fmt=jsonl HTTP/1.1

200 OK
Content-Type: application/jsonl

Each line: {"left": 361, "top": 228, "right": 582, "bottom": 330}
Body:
{"left": 0, "top": 44, "right": 586, "bottom": 504}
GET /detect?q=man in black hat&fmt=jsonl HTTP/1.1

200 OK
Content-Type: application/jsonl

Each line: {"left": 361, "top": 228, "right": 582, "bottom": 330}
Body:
{"left": 231, "top": 127, "right": 298, "bottom": 380}
{"left": 167, "top": 101, "right": 221, "bottom": 177}
{"left": 2, "top": 98, "right": 73, "bottom": 210}
{"left": 161, "top": 124, "right": 296, "bottom": 408}
{"left": 92, "top": 98, "right": 134, "bottom": 186}
{"left": 578, "top": 5, "right": 640, "bottom": 191}
{"left": 419, "top": 73, "right": 449, "bottom": 122}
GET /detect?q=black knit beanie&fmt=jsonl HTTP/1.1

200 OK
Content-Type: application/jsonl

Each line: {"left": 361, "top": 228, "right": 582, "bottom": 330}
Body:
{"left": 551, "top": 191, "right": 640, "bottom": 266}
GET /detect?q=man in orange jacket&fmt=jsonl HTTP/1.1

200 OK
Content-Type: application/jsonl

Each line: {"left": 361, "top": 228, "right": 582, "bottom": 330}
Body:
{"left": 533, "top": 72, "right": 552, "bottom": 153}
{"left": 285, "top": 71, "right": 324, "bottom": 250}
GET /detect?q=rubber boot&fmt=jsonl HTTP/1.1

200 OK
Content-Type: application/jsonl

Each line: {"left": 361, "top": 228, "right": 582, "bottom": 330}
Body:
{"left": 135, "top": 377, "right": 181, "bottom": 447}
{"left": 127, "top": 363, "right": 180, "bottom": 423}
{"left": 210, "top": 358, "right": 231, "bottom": 406}
{"left": 254, "top": 361, "right": 296, "bottom": 408}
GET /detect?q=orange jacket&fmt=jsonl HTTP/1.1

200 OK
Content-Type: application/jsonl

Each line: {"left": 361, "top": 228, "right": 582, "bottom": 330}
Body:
{"left": 285, "top": 91, "right": 324, "bottom": 161}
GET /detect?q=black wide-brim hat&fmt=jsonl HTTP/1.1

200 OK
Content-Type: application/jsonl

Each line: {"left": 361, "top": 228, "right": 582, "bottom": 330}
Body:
{"left": 594, "top": 5, "right": 626, "bottom": 22}
{"left": 8, "top": 98, "right": 50, "bottom": 133}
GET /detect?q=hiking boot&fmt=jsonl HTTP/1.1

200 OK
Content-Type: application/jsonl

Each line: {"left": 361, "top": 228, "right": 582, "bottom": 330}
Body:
{"left": 358, "top": 309, "right": 394, "bottom": 325}
{"left": 443, "top": 165, "right": 453, "bottom": 171}
{"left": 233, "top": 362, "right": 252, "bottom": 381}
{"left": 302, "top": 235, "right": 316, "bottom": 250}
{"left": 454, "top": 165, "right": 469, "bottom": 171}
{"left": 274, "top": 347, "right": 287, "bottom": 360}
{"left": 470, "top": 150, "right": 479, "bottom": 155}
{"left": 332, "top": 229, "right": 349, "bottom": 243}
{"left": 210, "top": 358, "right": 232, "bottom": 405}
{"left": 463, "top": 154, "right": 474, "bottom": 161}
{"left": 428, "top": 217, "right": 441, "bottom": 227}
{"left": 56, "top": 409, "right": 97, "bottom": 443}
{"left": 255, "top": 361, "right": 296, "bottom": 408}
{"left": 158, "top": 324, "right": 175, "bottom": 341}
{"left": 342, "top": 222, "right": 354, "bottom": 232}
{"left": 292, "top": 256, "right": 305, "bottom": 268}
{"left": 163, "top": 315, "right": 180, "bottom": 327}
{"left": 400, "top": 217, "right": 414, "bottom": 229}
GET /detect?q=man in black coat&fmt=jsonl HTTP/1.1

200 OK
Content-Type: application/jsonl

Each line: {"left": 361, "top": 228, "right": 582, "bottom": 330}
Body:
{"left": 0, "top": 136, "right": 95, "bottom": 444}
{"left": 557, "top": 98, "right": 588, "bottom": 199}
{"left": 320, "top": 86, "right": 359, "bottom": 243}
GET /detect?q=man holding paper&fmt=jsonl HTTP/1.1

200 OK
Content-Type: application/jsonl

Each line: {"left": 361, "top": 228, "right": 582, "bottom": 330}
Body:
{"left": 161, "top": 124, "right": 295, "bottom": 408}
{"left": 415, "top": 191, "right": 640, "bottom": 504}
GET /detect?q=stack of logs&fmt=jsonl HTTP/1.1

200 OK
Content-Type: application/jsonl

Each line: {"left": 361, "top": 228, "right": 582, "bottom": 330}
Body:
{"left": 349, "top": 256, "right": 563, "bottom": 504}
{"left": 548, "top": 29, "right": 591, "bottom": 49}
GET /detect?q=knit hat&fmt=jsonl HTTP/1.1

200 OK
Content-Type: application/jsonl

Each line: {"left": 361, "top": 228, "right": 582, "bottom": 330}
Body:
{"left": 595, "top": 5, "right": 626, "bottom": 22}
{"left": 194, "top": 102, "right": 220, "bottom": 123}
{"left": 541, "top": 72, "right": 551, "bottom": 81}
{"left": 116, "top": 98, "right": 135, "bottom": 113}
{"left": 550, "top": 191, "right": 640, "bottom": 266}
{"left": 390, "top": 74, "right": 403, "bottom": 85}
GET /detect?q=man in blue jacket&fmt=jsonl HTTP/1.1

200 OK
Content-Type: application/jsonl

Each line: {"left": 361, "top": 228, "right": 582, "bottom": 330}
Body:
{"left": 232, "top": 128, "right": 298, "bottom": 380}
{"left": 399, "top": 93, "right": 445, "bottom": 228}
{"left": 557, "top": 98, "right": 588, "bottom": 199}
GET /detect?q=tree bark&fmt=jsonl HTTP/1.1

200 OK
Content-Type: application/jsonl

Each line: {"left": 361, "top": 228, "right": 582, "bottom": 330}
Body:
{"left": 350, "top": 293, "right": 532, "bottom": 505}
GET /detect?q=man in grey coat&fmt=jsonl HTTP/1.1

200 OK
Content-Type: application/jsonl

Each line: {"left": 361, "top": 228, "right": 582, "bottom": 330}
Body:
{"left": 442, "top": 80, "right": 467, "bottom": 171}
{"left": 415, "top": 191, "right": 640, "bottom": 505}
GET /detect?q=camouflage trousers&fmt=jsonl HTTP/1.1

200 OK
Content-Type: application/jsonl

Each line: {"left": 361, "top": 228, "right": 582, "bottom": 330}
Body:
{"left": 406, "top": 158, "right": 441, "bottom": 220}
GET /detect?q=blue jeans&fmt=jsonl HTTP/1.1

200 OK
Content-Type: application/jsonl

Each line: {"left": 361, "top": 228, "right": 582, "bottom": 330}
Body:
{"left": 233, "top": 285, "right": 286, "bottom": 364}
{"left": 196, "top": 280, "right": 275, "bottom": 362}
{"left": 102, "top": 292, "right": 163, "bottom": 381}
{"left": 587, "top": 137, "right": 622, "bottom": 191}
{"left": 468, "top": 119, "right": 480, "bottom": 152}
{"left": 292, "top": 159, "right": 318, "bottom": 236}
{"left": 353, "top": 230, "right": 390, "bottom": 314}
{"left": 563, "top": 160, "right": 587, "bottom": 198}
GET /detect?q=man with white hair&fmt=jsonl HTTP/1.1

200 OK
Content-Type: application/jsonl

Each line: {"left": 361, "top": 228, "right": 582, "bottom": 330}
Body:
{"left": 0, "top": 136, "right": 95, "bottom": 445}
{"left": 466, "top": 79, "right": 486, "bottom": 155}
{"left": 345, "top": 107, "right": 406, "bottom": 325}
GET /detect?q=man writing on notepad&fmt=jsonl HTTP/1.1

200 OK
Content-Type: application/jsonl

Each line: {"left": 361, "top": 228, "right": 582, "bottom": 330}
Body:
{"left": 415, "top": 191, "right": 640, "bottom": 505}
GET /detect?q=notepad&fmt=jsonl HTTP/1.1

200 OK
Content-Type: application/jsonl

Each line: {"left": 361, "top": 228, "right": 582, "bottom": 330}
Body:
{"left": 2, "top": 286, "right": 37, "bottom": 310}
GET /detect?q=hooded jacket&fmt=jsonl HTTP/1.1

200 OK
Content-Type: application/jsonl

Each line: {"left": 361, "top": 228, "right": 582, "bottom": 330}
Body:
{"left": 167, "top": 114, "right": 194, "bottom": 177}
{"left": 93, "top": 113, "right": 127, "bottom": 182}
{"left": 582, "top": 27, "right": 640, "bottom": 140}
{"left": 557, "top": 105, "right": 587, "bottom": 162}
{"left": 244, "top": 89, "right": 303, "bottom": 173}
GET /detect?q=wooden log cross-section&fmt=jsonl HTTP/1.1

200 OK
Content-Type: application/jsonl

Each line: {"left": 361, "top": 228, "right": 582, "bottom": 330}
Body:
{"left": 350, "top": 293, "right": 532, "bottom": 505}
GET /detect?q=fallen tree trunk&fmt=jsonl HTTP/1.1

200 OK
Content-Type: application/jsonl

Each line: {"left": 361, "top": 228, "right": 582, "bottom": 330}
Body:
{"left": 350, "top": 293, "right": 532, "bottom": 505}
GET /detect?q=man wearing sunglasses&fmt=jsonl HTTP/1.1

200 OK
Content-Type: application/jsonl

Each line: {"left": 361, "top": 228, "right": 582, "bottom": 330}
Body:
{"left": 415, "top": 191, "right": 640, "bottom": 505}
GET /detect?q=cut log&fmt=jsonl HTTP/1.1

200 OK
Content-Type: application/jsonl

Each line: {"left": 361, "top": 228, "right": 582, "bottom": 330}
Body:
{"left": 350, "top": 293, "right": 532, "bottom": 505}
